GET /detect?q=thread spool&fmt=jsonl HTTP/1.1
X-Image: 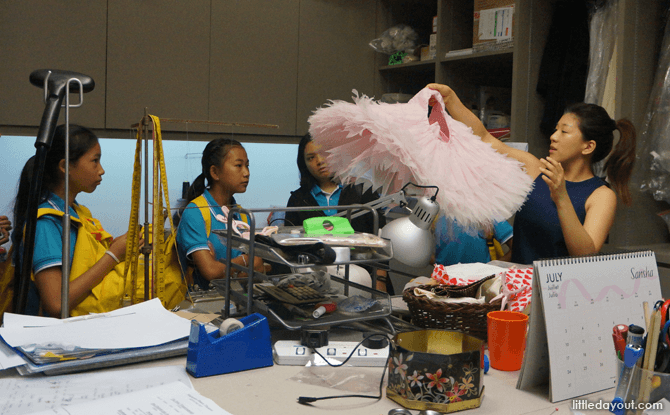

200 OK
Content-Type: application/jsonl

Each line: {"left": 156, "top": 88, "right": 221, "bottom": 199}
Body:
{"left": 219, "top": 318, "right": 244, "bottom": 336}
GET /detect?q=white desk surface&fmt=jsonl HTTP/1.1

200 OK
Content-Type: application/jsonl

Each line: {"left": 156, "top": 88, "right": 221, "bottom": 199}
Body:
{"left": 37, "top": 355, "right": 610, "bottom": 415}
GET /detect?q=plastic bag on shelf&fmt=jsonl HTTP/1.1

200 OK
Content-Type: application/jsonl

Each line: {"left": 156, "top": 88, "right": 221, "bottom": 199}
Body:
{"left": 369, "top": 24, "right": 418, "bottom": 55}
{"left": 584, "top": 0, "right": 619, "bottom": 106}
{"left": 638, "top": 11, "right": 670, "bottom": 204}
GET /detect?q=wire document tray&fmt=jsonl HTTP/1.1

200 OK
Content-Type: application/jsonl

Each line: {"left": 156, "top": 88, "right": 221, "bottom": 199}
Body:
{"left": 210, "top": 205, "right": 393, "bottom": 332}
{"left": 211, "top": 276, "right": 392, "bottom": 331}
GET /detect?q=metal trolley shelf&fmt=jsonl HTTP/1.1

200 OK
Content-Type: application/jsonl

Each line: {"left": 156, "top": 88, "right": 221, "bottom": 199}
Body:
{"left": 210, "top": 204, "right": 395, "bottom": 332}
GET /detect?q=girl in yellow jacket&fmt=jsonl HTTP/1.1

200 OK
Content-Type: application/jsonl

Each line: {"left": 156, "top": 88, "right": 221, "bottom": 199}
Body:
{"left": 11, "top": 125, "right": 134, "bottom": 317}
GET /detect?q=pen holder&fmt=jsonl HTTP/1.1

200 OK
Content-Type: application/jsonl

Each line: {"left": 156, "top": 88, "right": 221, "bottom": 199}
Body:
{"left": 186, "top": 313, "right": 273, "bottom": 378}
{"left": 614, "top": 356, "right": 670, "bottom": 409}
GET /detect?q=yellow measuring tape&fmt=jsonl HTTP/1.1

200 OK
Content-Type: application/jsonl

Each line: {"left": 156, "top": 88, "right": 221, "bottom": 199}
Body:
{"left": 124, "top": 115, "right": 185, "bottom": 308}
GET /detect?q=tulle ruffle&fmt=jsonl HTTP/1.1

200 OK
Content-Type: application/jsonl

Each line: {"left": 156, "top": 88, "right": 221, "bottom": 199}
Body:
{"left": 308, "top": 87, "right": 533, "bottom": 231}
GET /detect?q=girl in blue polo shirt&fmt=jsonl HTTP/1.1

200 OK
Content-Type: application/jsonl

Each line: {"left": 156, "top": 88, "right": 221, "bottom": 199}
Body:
{"left": 175, "top": 138, "right": 265, "bottom": 290}
{"left": 285, "top": 133, "right": 385, "bottom": 234}
{"left": 285, "top": 133, "right": 390, "bottom": 291}
{"left": 11, "top": 125, "right": 131, "bottom": 317}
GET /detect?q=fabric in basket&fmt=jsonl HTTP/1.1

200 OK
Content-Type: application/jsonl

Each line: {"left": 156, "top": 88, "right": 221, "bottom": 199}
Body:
{"left": 432, "top": 264, "right": 533, "bottom": 312}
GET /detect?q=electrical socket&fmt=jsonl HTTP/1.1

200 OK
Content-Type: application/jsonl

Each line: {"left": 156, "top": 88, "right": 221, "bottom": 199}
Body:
{"left": 272, "top": 340, "right": 389, "bottom": 367}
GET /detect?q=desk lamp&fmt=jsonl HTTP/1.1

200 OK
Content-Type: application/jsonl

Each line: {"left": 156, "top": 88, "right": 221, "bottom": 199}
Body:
{"left": 341, "top": 183, "right": 439, "bottom": 268}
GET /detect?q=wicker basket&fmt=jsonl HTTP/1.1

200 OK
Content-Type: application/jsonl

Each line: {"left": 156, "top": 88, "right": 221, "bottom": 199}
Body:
{"left": 402, "top": 275, "right": 502, "bottom": 341}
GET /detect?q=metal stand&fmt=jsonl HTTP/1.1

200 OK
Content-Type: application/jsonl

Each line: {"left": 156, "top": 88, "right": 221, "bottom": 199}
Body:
{"left": 59, "top": 75, "right": 86, "bottom": 319}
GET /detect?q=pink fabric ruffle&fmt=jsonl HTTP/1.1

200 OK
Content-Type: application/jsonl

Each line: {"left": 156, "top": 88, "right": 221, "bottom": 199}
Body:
{"left": 308, "top": 87, "right": 533, "bottom": 230}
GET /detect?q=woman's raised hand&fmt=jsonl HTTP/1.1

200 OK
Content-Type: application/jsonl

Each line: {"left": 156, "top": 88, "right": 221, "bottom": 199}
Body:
{"left": 539, "top": 157, "right": 568, "bottom": 204}
{"left": 426, "top": 83, "right": 454, "bottom": 105}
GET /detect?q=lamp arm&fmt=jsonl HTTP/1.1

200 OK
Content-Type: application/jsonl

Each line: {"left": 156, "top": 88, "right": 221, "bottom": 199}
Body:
{"left": 335, "top": 190, "right": 409, "bottom": 221}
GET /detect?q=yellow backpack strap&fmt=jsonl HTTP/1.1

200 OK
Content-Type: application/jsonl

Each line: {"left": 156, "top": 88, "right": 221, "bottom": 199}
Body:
{"left": 484, "top": 229, "right": 497, "bottom": 261}
{"left": 191, "top": 195, "right": 212, "bottom": 237}
{"left": 485, "top": 230, "right": 504, "bottom": 261}
{"left": 36, "top": 208, "right": 83, "bottom": 224}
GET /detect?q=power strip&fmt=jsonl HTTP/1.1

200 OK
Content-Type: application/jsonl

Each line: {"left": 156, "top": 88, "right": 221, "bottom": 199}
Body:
{"left": 272, "top": 340, "right": 389, "bottom": 367}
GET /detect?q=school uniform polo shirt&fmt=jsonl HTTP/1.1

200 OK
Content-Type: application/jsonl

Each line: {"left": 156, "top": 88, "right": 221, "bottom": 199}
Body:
{"left": 310, "top": 184, "right": 343, "bottom": 216}
{"left": 176, "top": 189, "right": 244, "bottom": 290}
{"left": 32, "top": 193, "right": 79, "bottom": 274}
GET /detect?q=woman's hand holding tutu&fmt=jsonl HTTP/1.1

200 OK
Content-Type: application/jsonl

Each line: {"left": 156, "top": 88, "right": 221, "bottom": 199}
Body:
{"left": 426, "top": 83, "right": 454, "bottom": 105}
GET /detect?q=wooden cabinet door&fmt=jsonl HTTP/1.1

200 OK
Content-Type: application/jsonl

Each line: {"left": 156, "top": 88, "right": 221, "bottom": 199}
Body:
{"left": 0, "top": 1, "right": 107, "bottom": 129}
{"left": 106, "top": 1, "right": 211, "bottom": 131}
{"left": 209, "top": 0, "right": 300, "bottom": 137}
{"left": 296, "top": 0, "right": 377, "bottom": 136}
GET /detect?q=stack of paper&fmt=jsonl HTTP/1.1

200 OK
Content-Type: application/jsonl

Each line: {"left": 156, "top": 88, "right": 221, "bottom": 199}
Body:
{"left": 0, "top": 298, "right": 192, "bottom": 375}
{"left": 0, "top": 365, "right": 232, "bottom": 415}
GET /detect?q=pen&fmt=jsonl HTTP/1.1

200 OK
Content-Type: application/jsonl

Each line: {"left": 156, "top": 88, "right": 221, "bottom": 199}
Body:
{"left": 612, "top": 325, "right": 626, "bottom": 360}
{"left": 610, "top": 344, "right": 644, "bottom": 415}
{"left": 627, "top": 324, "right": 645, "bottom": 347}
{"left": 615, "top": 324, "right": 629, "bottom": 342}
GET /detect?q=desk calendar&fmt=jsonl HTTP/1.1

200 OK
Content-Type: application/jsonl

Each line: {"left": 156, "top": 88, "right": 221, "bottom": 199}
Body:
{"left": 516, "top": 250, "right": 661, "bottom": 402}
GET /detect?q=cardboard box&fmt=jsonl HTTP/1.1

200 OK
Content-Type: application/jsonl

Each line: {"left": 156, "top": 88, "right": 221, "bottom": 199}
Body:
{"left": 473, "top": 0, "right": 514, "bottom": 52}
{"left": 420, "top": 46, "right": 431, "bottom": 61}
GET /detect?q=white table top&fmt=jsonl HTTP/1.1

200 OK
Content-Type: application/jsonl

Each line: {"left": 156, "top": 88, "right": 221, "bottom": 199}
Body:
{"left": 116, "top": 355, "right": 614, "bottom": 415}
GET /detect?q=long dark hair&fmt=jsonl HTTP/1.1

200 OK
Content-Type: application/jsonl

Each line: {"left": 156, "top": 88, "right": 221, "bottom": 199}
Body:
{"left": 297, "top": 133, "right": 320, "bottom": 191}
{"left": 174, "top": 138, "right": 243, "bottom": 225}
{"left": 566, "top": 103, "right": 637, "bottom": 206}
{"left": 11, "top": 125, "right": 99, "bottom": 264}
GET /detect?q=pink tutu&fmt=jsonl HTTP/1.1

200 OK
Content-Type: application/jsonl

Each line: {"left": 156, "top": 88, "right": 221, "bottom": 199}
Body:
{"left": 308, "top": 87, "right": 533, "bottom": 230}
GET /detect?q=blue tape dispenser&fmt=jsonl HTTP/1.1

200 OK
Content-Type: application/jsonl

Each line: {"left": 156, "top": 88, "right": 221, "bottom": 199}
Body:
{"left": 186, "top": 313, "right": 273, "bottom": 378}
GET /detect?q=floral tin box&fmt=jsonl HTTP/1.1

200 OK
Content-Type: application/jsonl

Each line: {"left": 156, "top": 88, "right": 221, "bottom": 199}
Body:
{"left": 386, "top": 329, "right": 485, "bottom": 413}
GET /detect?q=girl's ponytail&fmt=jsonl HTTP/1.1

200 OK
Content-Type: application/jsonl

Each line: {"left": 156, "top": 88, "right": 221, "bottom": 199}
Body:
{"left": 174, "top": 173, "right": 207, "bottom": 227}
{"left": 185, "top": 173, "right": 207, "bottom": 203}
{"left": 604, "top": 119, "right": 637, "bottom": 206}
{"left": 11, "top": 157, "right": 38, "bottom": 266}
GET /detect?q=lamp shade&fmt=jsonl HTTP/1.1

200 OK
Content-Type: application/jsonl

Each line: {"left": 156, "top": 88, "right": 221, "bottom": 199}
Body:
{"left": 381, "top": 196, "right": 439, "bottom": 268}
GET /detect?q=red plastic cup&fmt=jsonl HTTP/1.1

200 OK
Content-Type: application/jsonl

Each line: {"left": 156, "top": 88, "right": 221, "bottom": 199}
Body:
{"left": 487, "top": 310, "right": 529, "bottom": 371}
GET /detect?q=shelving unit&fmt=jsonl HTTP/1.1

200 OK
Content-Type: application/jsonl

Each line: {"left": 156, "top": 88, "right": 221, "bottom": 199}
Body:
{"left": 373, "top": 0, "right": 551, "bottom": 144}
{"left": 210, "top": 205, "right": 395, "bottom": 333}
{"left": 372, "top": 0, "right": 670, "bottom": 254}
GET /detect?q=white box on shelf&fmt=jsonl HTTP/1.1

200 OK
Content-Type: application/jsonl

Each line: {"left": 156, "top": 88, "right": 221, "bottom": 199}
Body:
{"left": 428, "top": 34, "right": 437, "bottom": 59}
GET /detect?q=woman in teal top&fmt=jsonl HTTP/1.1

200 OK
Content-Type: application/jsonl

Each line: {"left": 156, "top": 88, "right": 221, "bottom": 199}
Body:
{"left": 428, "top": 83, "right": 637, "bottom": 264}
{"left": 175, "top": 138, "right": 265, "bottom": 290}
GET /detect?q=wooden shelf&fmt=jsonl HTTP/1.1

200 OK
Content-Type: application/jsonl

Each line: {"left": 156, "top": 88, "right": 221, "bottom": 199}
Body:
{"left": 379, "top": 60, "right": 436, "bottom": 72}
{"left": 441, "top": 48, "right": 513, "bottom": 63}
